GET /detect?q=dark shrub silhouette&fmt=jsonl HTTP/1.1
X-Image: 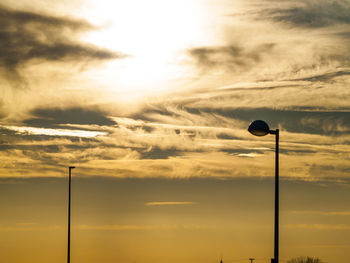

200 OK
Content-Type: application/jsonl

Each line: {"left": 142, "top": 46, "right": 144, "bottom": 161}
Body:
{"left": 287, "top": 256, "right": 325, "bottom": 263}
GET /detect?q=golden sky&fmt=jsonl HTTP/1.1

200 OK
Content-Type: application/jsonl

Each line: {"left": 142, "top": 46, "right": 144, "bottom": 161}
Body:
{"left": 1, "top": 0, "right": 350, "bottom": 262}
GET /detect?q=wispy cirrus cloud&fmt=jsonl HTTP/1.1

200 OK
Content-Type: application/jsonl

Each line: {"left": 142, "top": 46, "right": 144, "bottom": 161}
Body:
{"left": 0, "top": 5, "right": 126, "bottom": 85}
{"left": 290, "top": 69, "right": 350, "bottom": 82}
{"left": 188, "top": 43, "right": 275, "bottom": 73}
{"left": 3, "top": 126, "right": 107, "bottom": 138}
{"left": 2, "top": 98, "right": 350, "bottom": 181}
{"left": 257, "top": 0, "right": 350, "bottom": 28}
{"left": 0, "top": 0, "right": 349, "bottom": 184}
{"left": 24, "top": 107, "right": 116, "bottom": 128}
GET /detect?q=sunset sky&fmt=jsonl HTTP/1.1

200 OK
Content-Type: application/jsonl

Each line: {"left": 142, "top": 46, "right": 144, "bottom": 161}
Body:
{"left": 1, "top": 0, "right": 350, "bottom": 262}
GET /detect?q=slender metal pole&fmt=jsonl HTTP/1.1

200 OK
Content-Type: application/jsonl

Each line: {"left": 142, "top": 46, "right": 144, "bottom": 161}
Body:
{"left": 248, "top": 121, "right": 279, "bottom": 263}
{"left": 68, "top": 166, "right": 75, "bottom": 263}
{"left": 274, "top": 130, "right": 279, "bottom": 263}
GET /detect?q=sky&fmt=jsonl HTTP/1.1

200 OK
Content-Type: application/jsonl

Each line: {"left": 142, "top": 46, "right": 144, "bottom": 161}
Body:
{"left": 1, "top": 0, "right": 350, "bottom": 262}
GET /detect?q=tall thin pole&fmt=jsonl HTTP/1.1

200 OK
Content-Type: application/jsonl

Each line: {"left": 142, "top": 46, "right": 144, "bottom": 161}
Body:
{"left": 248, "top": 121, "right": 280, "bottom": 263}
{"left": 274, "top": 130, "right": 279, "bottom": 263}
{"left": 68, "top": 166, "right": 75, "bottom": 263}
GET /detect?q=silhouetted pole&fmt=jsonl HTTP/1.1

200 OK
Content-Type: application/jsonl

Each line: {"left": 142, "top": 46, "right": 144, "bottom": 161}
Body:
{"left": 248, "top": 120, "right": 279, "bottom": 263}
{"left": 270, "top": 129, "right": 279, "bottom": 263}
{"left": 275, "top": 129, "right": 279, "bottom": 263}
{"left": 249, "top": 258, "right": 255, "bottom": 263}
{"left": 68, "top": 166, "right": 75, "bottom": 263}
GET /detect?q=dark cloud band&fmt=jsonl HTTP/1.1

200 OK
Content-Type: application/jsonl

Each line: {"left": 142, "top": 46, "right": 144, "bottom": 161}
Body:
{"left": 188, "top": 44, "right": 275, "bottom": 72}
{"left": 24, "top": 107, "right": 116, "bottom": 128}
{"left": 0, "top": 6, "right": 126, "bottom": 83}
{"left": 258, "top": 0, "right": 350, "bottom": 28}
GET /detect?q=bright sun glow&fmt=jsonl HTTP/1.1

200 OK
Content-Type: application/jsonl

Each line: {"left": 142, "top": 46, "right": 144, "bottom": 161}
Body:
{"left": 81, "top": 0, "right": 211, "bottom": 97}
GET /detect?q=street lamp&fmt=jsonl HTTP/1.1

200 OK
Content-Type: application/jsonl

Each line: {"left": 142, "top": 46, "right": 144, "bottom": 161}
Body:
{"left": 248, "top": 120, "right": 279, "bottom": 263}
{"left": 67, "top": 166, "right": 75, "bottom": 263}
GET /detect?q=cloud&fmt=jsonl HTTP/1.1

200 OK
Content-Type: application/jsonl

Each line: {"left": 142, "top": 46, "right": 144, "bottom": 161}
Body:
{"left": 188, "top": 43, "right": 275, "bottom": 72}
{"left": 4, "top": 125, "right": 106, "bottom": 138}
{"left": 131, "top": 101, "right": 350, "bottom": 136}
{"left": 1, "top": 93, "right": 350, "bottom": 180}
{"left": 291, "top": 69, "right": 350, "bottom": 82}
{"left": 140, "top": 146, "right": 182, "bottom": 159}
{"left": 24, "top": 107, "right": 116, "bottom": 128}
{"left": 258, "top": 0, "right": 350, "bottom": 28}
{"left": 0, "top": 5, "right": 126, "bottom": 84}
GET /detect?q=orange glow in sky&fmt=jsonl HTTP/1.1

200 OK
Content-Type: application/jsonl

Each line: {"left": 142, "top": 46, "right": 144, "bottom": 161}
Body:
{"left": 1, "top": 0, "right": 350, "bottom": 262}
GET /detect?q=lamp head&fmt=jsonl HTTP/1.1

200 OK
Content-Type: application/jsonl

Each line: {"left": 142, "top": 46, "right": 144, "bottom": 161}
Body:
{"left": 248, "top": 120, "right": 270, "bottom": 136}
{"left": 69, "top": 166, "right": 75, "bottom": 169}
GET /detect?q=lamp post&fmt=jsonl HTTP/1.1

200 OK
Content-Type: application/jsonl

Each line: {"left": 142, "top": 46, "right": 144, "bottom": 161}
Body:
{"left": 67, "top": 166, "right": 75, "bottom": 263}
{"left": 248, "top": 120, "right": 279, "bottom": 263}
